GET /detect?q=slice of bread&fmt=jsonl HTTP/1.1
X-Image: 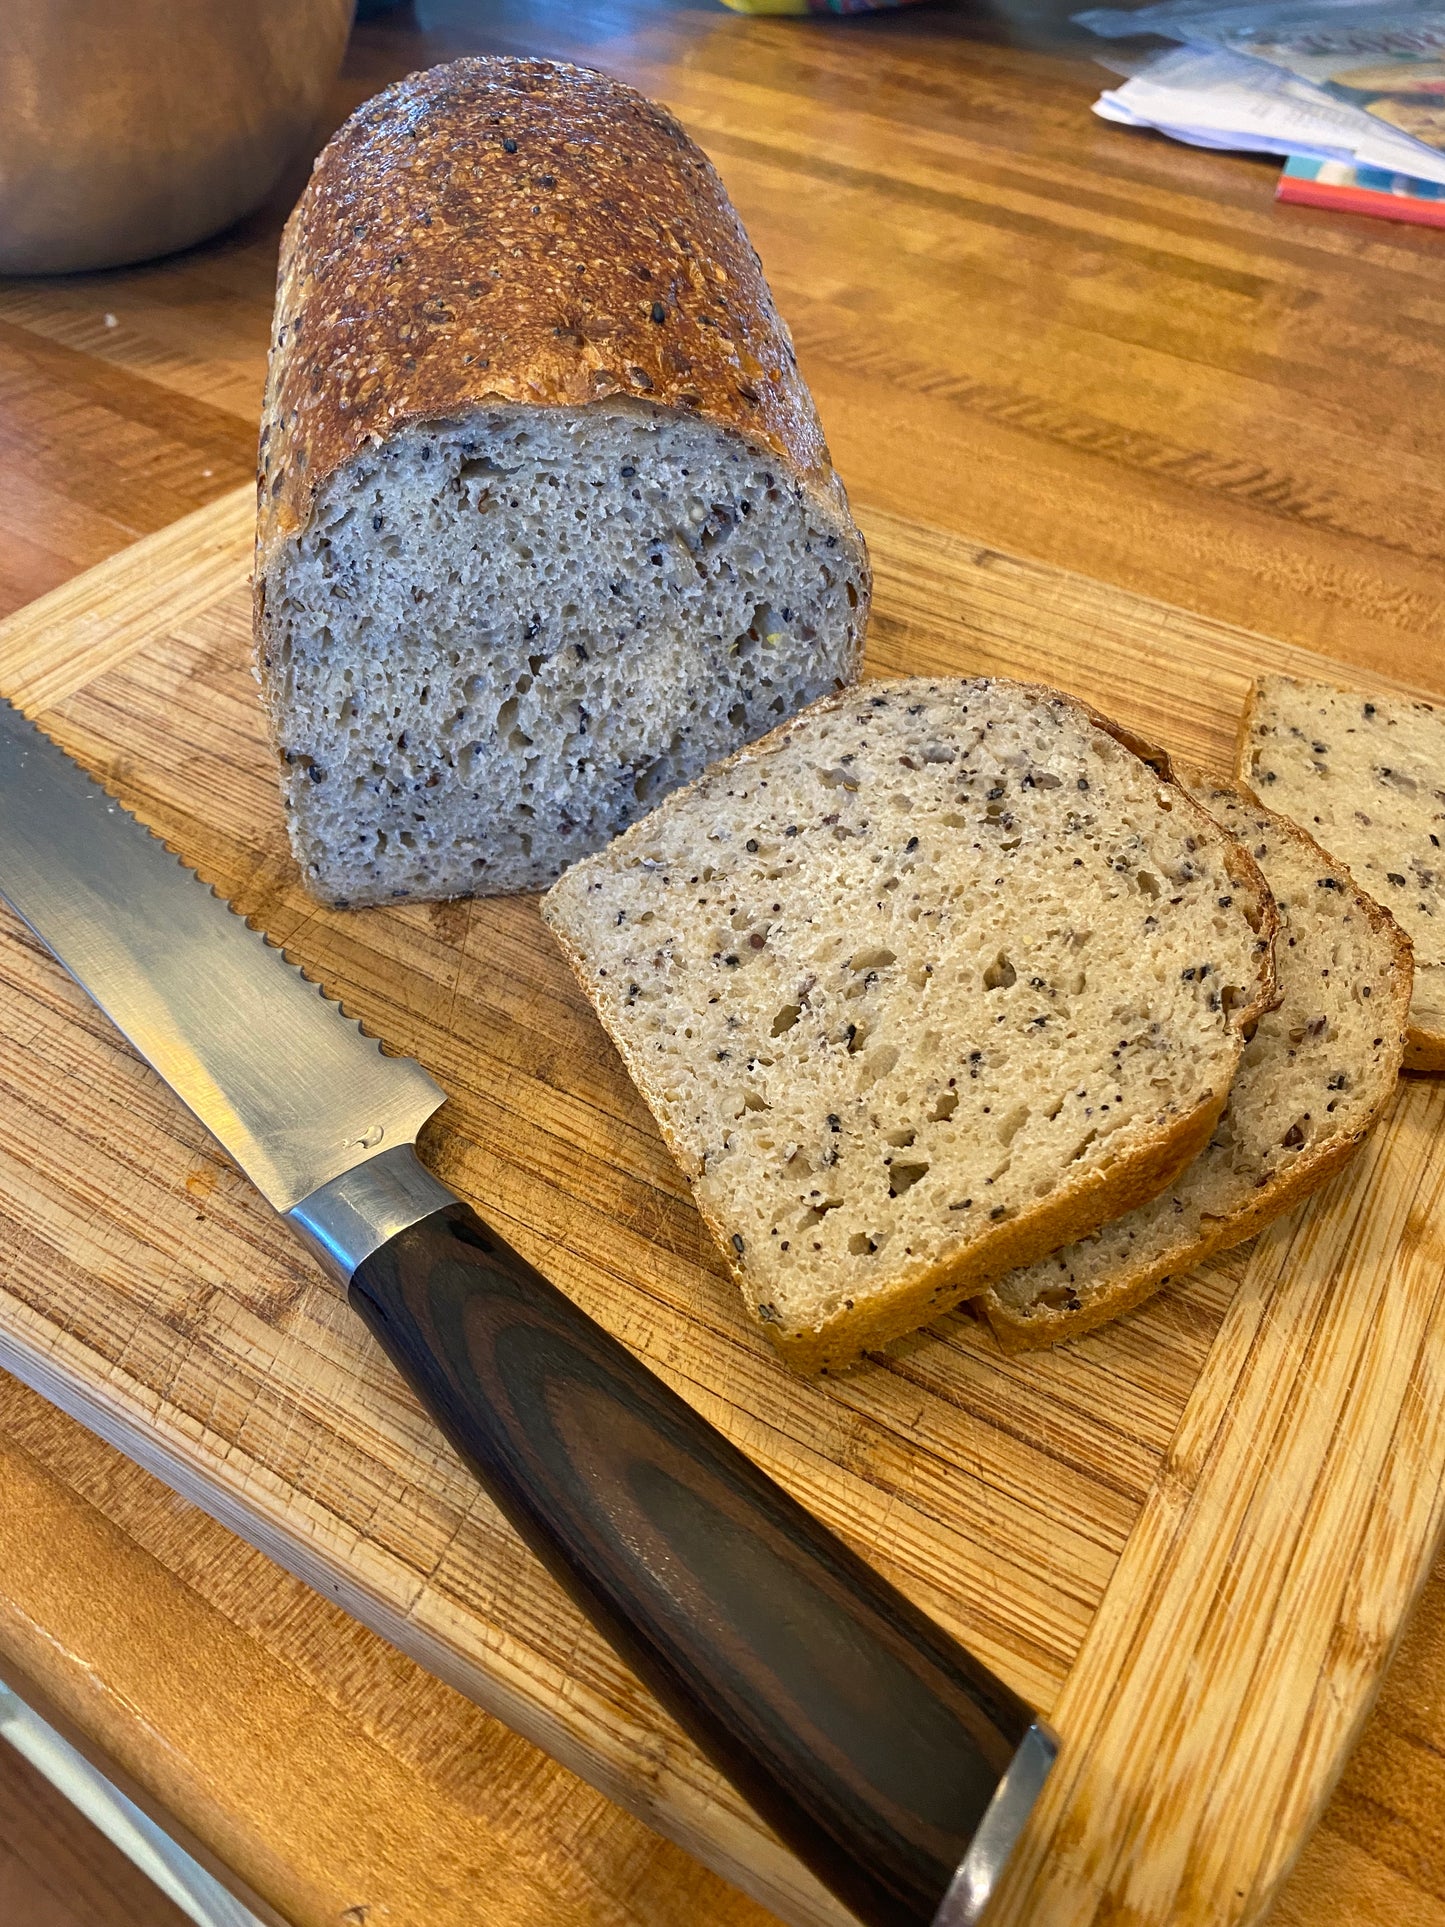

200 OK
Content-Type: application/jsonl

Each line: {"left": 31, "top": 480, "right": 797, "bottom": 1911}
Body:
{"left": 1237, "top": 676, "right": 1444, "bottom": 1072}
{"left": 980, "top": 776, "right": 1412, "bottom": 1352}
{"left": 542, "top": 678, "right": 1279, "bottom": 1372}
{"left": 254, "top": 59, "right": 868, "bottom": 906}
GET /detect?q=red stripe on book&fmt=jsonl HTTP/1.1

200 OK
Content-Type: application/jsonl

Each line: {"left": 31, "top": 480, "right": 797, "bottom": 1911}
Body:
{"left": 1276, "top": 179, "right": 1445, "bottom": 228}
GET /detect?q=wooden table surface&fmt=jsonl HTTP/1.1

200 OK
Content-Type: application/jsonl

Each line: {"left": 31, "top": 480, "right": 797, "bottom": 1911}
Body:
{"left": 0, "top": 4, "right": 1441, "bottom": 1925}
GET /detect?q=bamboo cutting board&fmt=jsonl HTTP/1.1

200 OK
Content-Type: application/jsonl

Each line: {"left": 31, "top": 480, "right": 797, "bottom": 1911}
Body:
{"left": 1, "top": 488, "right": 1444, "bottom": 1927}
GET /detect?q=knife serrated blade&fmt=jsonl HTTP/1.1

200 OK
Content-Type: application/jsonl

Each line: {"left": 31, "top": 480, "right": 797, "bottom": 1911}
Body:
{"left": 0, "top": 696, "right": 444, "bottom": 1211}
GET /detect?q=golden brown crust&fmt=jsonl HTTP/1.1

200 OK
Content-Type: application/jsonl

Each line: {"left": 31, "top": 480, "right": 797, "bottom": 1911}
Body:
{"left": 543, "top": 675, "right": 1283, "bottom": 1375}
{"left": 986, "top": 1135, "right": 1366, "bottom": 1356}
{"left": 980, "top": 783, "right": 1414, "bottom": 1355}
{"left": 1232, "top": 677, "right": 1268, "bottom": 803}
{"left": 255, "top": 57, "right": 846, "bottom": 578}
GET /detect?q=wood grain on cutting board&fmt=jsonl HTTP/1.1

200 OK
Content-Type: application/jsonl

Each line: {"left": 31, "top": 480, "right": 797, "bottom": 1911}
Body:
{"left": 1, "top": 490, "right": 1443, "bottom": 1927}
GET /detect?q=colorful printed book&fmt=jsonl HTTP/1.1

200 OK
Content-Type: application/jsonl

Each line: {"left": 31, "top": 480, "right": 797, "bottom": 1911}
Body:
{"left": 1276, "top": 152, "right": 1445, "bottom": 223}
{"left": 718, "top": 0, "right": 924, "bottom": 12}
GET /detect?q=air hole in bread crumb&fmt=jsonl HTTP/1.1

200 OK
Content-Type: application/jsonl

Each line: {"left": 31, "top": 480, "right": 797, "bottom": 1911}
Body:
{"left": 1040, "top": 1284, "right": 1082, "bottom": 1311}
{"left": 888, "top": 1161, "right": 930, "bottom": 1197}
{"left": 983, "top": 953, "right": 1017, "bottom": 991}
{"left": 771, "top": 1004, "right": 801, "bottom": 1036}
{"left": 848, "top": 1231, "right": 877, "bottom": 1254}
{"left": 931, "top": 1091, "right": 958, "bottom": 1121}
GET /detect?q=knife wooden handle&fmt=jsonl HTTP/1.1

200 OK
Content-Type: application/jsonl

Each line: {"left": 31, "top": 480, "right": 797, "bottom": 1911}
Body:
{"left": 348, "top": 1198, "right": 1047, "bottom": 1927}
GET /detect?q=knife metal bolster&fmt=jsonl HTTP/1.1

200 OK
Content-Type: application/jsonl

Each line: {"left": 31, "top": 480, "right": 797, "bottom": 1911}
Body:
{"left": 288, "top": 1143, "right": 456, "bottom": 1284}
{"left": 930, "top": 1720, "right": 1058, "bottom": 1926}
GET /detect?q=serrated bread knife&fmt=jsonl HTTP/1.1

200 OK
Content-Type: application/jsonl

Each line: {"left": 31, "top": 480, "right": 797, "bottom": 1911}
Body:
{"left": 0, "top": 695, "right": 1055, "bottom": 1927}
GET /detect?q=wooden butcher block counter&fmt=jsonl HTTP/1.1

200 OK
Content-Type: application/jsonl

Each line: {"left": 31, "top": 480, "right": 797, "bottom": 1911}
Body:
{"left": 0, "top": 5, "right": 1442, "bottom": 1927}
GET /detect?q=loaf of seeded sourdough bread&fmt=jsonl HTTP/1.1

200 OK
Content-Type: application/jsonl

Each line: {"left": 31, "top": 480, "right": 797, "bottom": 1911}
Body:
{"left": 254, "top": 58, "right": 869, "bottom": 905}
{"left": 542, "top": 678, "right": 1280, "bottom": 1372}
{"left": 1237, "top": 676, "right": 1445, "bottom": 1073}
{"left": 981, "top": 775, "right": 1412, "bottom": 1351}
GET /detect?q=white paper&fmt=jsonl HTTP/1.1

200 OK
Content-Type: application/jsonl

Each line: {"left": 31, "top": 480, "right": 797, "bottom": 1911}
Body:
{"left": 1084, "top": 41, "right": 1445, "bottom": 185}
{"left": 1078, "top": 2, "right": 1445, "bottom": 158}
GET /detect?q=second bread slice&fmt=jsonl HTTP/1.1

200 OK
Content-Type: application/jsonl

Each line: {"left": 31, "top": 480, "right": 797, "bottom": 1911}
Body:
{"left": 543, "top": 678, "right": 1278, "bottom": 1371}
{"left": 979, "top": 777, "right": 1413, "bottom": 1351}
{"left": 1237, "top": 676, "right": 1445, "bottom": 1072}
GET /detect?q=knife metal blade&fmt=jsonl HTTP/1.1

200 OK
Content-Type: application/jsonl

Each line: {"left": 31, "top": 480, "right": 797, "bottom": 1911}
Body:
{"left": 0, "top": 696, "right": 444, "bottom": 1211}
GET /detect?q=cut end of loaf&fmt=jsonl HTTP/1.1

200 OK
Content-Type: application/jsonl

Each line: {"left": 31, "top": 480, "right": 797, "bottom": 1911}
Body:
{"left": 256, "top": 402, "right": 867, "bottom": 902}
{"left": 544, "top": 676, "right": 1278, "bottom": 1372}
